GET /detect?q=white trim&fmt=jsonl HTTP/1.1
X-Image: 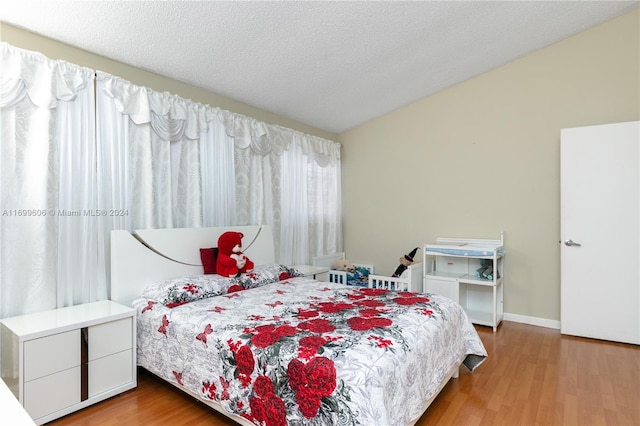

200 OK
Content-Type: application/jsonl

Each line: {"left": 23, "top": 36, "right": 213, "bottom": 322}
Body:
{"left": 503, "top": 312, "right": 560, "bottom": 330}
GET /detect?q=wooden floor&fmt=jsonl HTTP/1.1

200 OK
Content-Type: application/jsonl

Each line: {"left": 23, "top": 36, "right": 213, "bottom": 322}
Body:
{"left": 49, "top": 321, "right": 640, "bottom": 426}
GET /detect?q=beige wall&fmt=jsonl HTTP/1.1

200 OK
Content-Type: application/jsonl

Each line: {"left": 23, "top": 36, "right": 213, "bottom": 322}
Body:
{"left": 339, "top": 10, "right": 640, "bottom": 322}
{"left": 0, "top": 23, "right": 337, "bottom": 141}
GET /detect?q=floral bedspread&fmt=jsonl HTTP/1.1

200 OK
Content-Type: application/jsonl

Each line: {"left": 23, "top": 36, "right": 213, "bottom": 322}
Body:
{"left": 133, "top": 272, "right": 486, "bottom": 426}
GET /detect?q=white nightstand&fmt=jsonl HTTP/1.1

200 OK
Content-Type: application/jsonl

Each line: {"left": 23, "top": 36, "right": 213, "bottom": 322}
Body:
{"left": 0, "top": 377, "right": 35, "bottom": 425}
{"left": 0, "top": 300, "right": 136, "bottom": 425}
{"left": 293, "top": 264, "right": 330, "bottom": 279}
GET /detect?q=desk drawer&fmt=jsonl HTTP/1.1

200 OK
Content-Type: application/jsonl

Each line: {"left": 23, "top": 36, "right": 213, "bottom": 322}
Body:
{"left": 425, "top": 276, "right": 460, "bottom": 303}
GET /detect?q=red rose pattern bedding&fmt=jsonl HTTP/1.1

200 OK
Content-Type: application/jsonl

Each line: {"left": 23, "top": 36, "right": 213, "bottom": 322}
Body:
{"left": 133, "top": 265, "right": 487, "bottom": 426}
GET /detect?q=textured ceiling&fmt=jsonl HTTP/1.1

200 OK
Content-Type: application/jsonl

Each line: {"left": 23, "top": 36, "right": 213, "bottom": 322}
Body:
{"left": 1, "top": 1, "right": 638, "bottom": 134}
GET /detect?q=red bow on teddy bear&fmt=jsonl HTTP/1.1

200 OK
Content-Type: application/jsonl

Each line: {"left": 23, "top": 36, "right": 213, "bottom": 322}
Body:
{"left": 216, "top": 231, "right": 255, "bottom": 278}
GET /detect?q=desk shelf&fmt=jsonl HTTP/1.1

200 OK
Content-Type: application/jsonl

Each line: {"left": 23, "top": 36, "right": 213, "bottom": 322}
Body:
{"left": 424, "top": 233, "right": 504, "bottom": 331}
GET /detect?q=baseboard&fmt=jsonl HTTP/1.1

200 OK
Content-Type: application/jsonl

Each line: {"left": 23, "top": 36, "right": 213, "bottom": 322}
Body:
{"left": 503, "top": 312, "right": 560, "bottom": 330}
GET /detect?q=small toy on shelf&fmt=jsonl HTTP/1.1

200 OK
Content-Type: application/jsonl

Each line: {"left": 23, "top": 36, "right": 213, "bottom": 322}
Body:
{"left": 476, "top": 259, "right": 498, "bottom": 280}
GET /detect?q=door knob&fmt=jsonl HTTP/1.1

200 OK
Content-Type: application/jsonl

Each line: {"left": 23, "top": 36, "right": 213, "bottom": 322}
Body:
{"left": 564, "top": 239, "right": 581, "bottom": 247}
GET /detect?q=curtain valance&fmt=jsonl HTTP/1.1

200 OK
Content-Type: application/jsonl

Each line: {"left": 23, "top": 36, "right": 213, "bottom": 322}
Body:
{"left": 0, "top": 42, "right": 93, "bottom": 108}
{"left": 97, "top": 71, "right": 217, "bottom": 141}
{"left": 97, "top": 71, "right": 340, "bottom": 166}
{"left": 219, "top": 113, "right": 340, "bottom": 166}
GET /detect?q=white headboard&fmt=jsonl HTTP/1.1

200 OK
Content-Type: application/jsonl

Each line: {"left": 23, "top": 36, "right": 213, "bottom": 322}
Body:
{"left": 110, "top": 225, "right": 274, "bottom": 306}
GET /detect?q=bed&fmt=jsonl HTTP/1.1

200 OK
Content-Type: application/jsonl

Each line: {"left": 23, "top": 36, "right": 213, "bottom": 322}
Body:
{"left": 110, "top": 225, "right": 487, "bottom": 426}
{"left": 311, "top": 252, "right": 375, "bottom": 287}
{"left": 312, "top": 252, "right": 424, "bottom": 292}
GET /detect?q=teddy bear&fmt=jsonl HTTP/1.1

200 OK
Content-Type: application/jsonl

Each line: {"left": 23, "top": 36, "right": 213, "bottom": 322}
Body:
{"left": 331, "top": 258, "right": 356, "bottom": 274}
{"left": 392, "top": 247, "right": 419, "bottom": 277}
{"left": 216, "top": 231, "right": 255, "bottom": 278}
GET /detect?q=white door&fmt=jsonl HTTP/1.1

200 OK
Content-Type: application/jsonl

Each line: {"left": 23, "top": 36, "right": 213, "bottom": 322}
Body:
{"left": 560, "top": 121, "right": 639, "bottom": 345}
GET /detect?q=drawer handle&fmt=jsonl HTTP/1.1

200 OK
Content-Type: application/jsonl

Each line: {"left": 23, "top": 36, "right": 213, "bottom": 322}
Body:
{"left": 81, "top": 327, "right": 89, "bottom": 401}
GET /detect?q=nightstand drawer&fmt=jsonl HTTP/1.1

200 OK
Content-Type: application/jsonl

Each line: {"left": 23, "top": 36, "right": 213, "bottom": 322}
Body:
{"left": 89, "top": 349, "right": 133, "bottom": 397}
{"left": 89, "top": 317, "right": 132, "bottom": 360}
{"left": 24, "top": 330, "right": 81, "bottom": 381}
{"left": 24, "top": 366, "right": 81, "bottom": 419}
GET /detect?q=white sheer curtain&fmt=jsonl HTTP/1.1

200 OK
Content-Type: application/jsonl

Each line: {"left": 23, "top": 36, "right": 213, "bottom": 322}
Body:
{"left": 200, "top": 116, "right": 237, "bottom": 226}
{"left": 224, "top": 117, "right": 343, "bottom": 265}
{"left": 96, "top": 69, "right": 345, "bottom": 267}
{"left": 2, "top": 45, "right": 342, "bottom": 315}
{"left": 278, "top": 131, "right": 342, "bottom": 265}
{"left": 97, "top": 72, "right": 211, "bottom": 231}
{"left": 0, "top": 43, "right": 103, "bottom": 318}
{"left": 229, "top": 116, "right": 278, "bottom": 228}
{"left": 97, "top": 72, "right": 210, "bottom": 293}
